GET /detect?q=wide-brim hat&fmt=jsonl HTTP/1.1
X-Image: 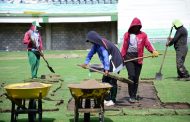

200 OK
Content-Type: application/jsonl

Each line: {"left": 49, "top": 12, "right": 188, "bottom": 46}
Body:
{"left": 32, "top": 21, "right": 41, "bottom": 27}
{"left": 172, "top": 19, "right": 183, "bottom": 28}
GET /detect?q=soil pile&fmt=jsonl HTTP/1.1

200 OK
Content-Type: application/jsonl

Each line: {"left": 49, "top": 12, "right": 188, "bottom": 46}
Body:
{"left": 14, "top": 82, "right": 44, "bottom": 89}
{"left": 68, "top": 79, "right": 112, "bottom": 89}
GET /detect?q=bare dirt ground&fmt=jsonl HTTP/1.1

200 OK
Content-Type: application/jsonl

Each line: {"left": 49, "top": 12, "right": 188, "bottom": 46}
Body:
{"left": 116, "top": 80, "right": 190, "bottom": 109}
{"left": 67, "top": 80, "right": 190, "bottom": 111}
{"left": 115, "top": 81, "right": 161, "bottom": 109}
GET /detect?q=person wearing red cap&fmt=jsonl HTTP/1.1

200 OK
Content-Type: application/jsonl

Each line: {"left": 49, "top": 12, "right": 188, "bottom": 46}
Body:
{"left": 121, "top": 17, "right": 159, "bottom": 103}
{"left": 23, "top": 21, "right": 43, "bottom": 79}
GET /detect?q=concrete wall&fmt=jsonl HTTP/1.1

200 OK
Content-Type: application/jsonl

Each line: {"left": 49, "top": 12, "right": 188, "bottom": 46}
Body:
{"left": 0, "top": 23, "right": 41, "bottom": 51}
{"left": 0, "top": 22, "right": 117, "bottom": 51}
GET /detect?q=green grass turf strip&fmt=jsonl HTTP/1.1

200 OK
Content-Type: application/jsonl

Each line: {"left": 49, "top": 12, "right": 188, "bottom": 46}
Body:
{"left": 0, "top": 50, "right": 190, "bottom": 122}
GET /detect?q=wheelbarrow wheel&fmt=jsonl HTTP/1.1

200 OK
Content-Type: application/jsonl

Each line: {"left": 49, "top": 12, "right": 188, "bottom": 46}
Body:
{"left": 28, "top": 99, "right": 36, "bottom": 122}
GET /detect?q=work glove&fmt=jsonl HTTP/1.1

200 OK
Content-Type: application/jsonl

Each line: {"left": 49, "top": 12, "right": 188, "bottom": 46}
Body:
{"left": 152, "top": 50, "right": 159, "bottom": 57}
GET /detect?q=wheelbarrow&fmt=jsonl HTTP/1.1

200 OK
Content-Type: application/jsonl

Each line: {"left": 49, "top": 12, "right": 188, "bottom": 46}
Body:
{"left": 4, "top": 82, "right": 52, "bottom": 122}
{"left": 68, "top": 79, "right": 112, "bottom": 122}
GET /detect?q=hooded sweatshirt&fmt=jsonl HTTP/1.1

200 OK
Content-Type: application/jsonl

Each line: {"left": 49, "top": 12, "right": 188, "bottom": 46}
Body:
{"left": 85, "top": 31, "right": 123, "bottom": 73}
{"left": 23, "top": 25, "right": 43, "bottom": 51}
{"left": 121, "top": 17, "right": 155, "bottom": 64}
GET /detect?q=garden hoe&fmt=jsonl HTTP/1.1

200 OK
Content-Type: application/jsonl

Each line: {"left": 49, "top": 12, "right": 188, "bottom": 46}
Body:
{"left": 155, "top": 27, "right": 173, "bottom": 80}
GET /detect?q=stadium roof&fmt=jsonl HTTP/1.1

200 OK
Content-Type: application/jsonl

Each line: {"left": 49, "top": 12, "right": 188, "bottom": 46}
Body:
{"left": 0, "top": 3, "right": 117, "bottom": 23}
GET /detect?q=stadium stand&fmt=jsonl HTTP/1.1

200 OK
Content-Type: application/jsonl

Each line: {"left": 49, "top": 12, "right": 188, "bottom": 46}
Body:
{"left": 0, "top": 0, "right": 118, "bottom": 4}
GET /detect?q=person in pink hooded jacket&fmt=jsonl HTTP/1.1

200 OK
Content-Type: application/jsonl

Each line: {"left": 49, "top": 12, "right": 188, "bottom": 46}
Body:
{"left": 23, "top": 21, "right": 43, "bottom": 79}
{"left": 121, "top": 17, "right": 159, "bottom": 103}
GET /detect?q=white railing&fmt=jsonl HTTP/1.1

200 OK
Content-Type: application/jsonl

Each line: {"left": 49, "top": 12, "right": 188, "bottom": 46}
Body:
{"left": 0, "top": 0, "right": 118, "bottom": 4}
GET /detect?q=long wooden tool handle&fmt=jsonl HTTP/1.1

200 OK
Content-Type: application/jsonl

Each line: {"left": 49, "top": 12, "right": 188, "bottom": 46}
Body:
{"left": 124, "top": 54, "right": 163, "bottom": 63}
{"left": 158, "top": 27, "right": 173, "bottom": 73}
{"left": 42, "top": 55, "right": 49, "bottom": 66}
{"left": 77, "top": 64, "right": 133, "bottom": 84}
{"left": 168, "top": 27, "right": 173, "bottom": 38}
{"left": 158, "top": 47, "right": 167, "bottom": 73}
{"left": 77, "top": 64, "right": 104, "bottom": 75}
{"left": 124, "top": 55, "right": 152, "bottom": 63}
{"left": 37, "top": 50, "right": 49, "bottom": 66}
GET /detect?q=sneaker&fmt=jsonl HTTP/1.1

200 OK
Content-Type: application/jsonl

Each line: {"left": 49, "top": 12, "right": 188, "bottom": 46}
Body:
{"left": 105, "top": 100, "right": 115, "bottom": 106}
{"left": 136, "top": 95, "right": 143, "bottom": 101}
{"left": 32, "top": 77, "right": 37, "bottom": 79}
{"left": 128, "top": 98, "right": 136, "bottom": 103}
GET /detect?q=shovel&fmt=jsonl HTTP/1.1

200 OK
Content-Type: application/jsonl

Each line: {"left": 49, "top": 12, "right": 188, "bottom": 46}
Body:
{"left": 155, "top": 27, "right": 173, "bottom": 80}
{"left": 77, "top": 64, "right": 133, "bottom": 84}
{"left": 38, "top": 50, "right": 55, "bottom": 73}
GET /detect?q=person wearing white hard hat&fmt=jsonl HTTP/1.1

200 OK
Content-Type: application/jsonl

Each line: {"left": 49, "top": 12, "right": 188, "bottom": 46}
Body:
{"left": 23, "top": 21, "right": 43, "bottom": 79}
{"left": 167, "top": 19, "right": 190, "bottom": 80}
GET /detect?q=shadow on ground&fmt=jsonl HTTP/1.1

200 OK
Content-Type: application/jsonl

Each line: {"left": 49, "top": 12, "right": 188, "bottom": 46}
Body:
{"left": 69, "top": 117, "right": 113, "bottom": 122}
{"left": 3, "top": 118, "right": 55, "bottom": 122}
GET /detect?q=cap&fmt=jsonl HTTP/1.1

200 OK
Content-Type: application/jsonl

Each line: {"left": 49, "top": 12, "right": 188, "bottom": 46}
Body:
{"left": 32, "top": 21, "right": 41, "bottom": 27}
{"left": 172, "top": 19, "right": 183, "bottom": 28}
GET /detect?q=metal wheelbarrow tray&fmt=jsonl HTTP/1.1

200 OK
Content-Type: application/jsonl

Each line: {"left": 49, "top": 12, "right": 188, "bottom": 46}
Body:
{"left": 68, "top": 80, "right": 112, "bottom": 98}
{"left": 4, "top": 82, "right": 52, "bottom": 99}
{"left": 4, "top": 82, "right": 52, "bottom": 122}
{"left": 68, "top": 80, "right": 112, "bottom": 122}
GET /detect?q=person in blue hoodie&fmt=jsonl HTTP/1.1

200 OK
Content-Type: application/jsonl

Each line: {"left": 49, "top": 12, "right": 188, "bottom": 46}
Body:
{"left": 81, "top": 31, "right": 124, "bottom": 106}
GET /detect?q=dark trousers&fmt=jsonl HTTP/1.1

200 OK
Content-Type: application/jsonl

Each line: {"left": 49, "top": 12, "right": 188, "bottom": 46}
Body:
{"left": 102, "top": 75, "right": 117, "bottom": 103}
{"left": 125, "top": 61, "right": 142, "bottom": 98}
{"left": 176, "top": 47, "right": 189, "bottom": 78}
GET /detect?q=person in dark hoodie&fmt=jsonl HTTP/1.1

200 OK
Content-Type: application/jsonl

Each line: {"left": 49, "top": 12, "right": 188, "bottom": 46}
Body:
{"left": 167, "top": 19, "right": 190, "bottom": 80}
{"left": 23, "top": 21, "right": 43, "bottom": 79}
{"left": 81, "top": 31, "right": 123, "bottom": 106}
{"left": 121, "top": 17, "right": 159, "bottom": 103}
